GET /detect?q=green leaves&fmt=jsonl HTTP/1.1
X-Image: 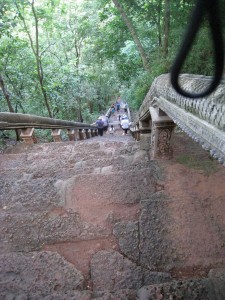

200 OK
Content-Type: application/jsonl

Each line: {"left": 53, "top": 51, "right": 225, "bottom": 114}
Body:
{"left": 0, "top": 0, "right": 222, "bottom": 119}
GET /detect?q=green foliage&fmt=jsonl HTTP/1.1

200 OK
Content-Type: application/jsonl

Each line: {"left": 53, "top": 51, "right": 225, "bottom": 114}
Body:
{"left": 0, "top": 0, "right": 224, "bottom": 124}
{"left": 0, "top": 130, "right": 17, "bottom": 152}
{"left": 169, "top": 22, "right": 214, "bottom": 76}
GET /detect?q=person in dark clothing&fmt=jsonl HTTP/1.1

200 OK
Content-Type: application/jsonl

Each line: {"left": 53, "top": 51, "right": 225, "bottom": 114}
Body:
{"left": 116, "top": 101, "right": 120, "bottom": 112}
{"left": 96, "top": 117, "right": 104, "bottom": 136}
{"left": 124, "top": 103, "right": 128, "bottom": 113}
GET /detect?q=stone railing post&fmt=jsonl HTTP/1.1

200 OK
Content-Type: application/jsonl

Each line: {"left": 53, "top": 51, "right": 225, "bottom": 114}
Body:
{"left": 74, "top": 129, "right": 79, "bottom": 141}
{"left": 67, "top": 129, "right": 75, "bottom": 141}
{"left": 79, "top": 129, "right": 84, "bottom": 140}
{"left": 51, "top": 129, "right": 62, "bottom": 142}
{"left": 91, "top": 129, "right": 95, "bottom": 137}
{"left": 135, "top": 125, "right": 140, "bottom": 141}
{"left": 138, "top": 119, "right": 151, "bottom": 150}
{"left": 85, "top": 129, "right": 91, "bottom": 139}
{"left": 20, "top": 128, "right": 37, "bottom": 144}
{"left": 150, "top": 107, "right": 176, "bottom": 160}
{"left": 136, "top": 130, "right": 140, "bottom": 141}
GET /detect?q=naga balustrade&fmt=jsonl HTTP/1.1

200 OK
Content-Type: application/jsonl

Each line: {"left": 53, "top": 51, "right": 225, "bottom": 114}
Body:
{"left": 0, "top": 112, "right": 98, "bottom": 144}
{"left": 130, "top": 74, "right": 225, "bottom": 166}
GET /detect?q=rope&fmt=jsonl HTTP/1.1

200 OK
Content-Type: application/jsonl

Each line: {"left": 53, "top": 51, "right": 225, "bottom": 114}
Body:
{"left": 170, "top": 0, "right": 224, "bottom": 98}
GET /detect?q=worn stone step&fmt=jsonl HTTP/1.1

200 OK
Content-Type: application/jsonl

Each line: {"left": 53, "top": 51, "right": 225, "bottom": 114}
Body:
{"left": 111, "top": 192, "right": 225, "bottom": 281}
{"left": 1, "top": 249, "right": 224, "bottom": 299}
{"left": 0, "top": 251, "right": 88, "bottom": 299}
{"left": 25, "top": 151, "right": 150, "bottom": 178}
{"left": 2, "top": 128, "right": 225, "bottom": 299}
{"left": 0, "top": 163, "right": 159, "bottom": 215}
{"left": 137, "top": 278, "right": 209, "bottom": 300}
{"left": 137, "top": 268, "right": 225, "bottom": 300}
{"left": 91, "top": 250, "right": 172, "bottom": 292}
{"left": 1, "top": 210, "right": 111, "bottom": 253}
{"left": 3, "top": 138, "right": 136, "bottom": 156}
{"left": 0, "top": 140, "right": 139, "bottom": 173}
{"left": 0, "top": 153, "right": 28, "bottom": 170}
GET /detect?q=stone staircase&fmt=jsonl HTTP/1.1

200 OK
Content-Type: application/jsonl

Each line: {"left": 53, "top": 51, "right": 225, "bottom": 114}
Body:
{"left": 1, "top": 127, "right": 225, "bottom": 299}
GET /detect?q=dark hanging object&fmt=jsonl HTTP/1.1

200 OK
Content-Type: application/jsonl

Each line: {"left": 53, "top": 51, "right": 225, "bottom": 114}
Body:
{"left": 170, "top": 0, "right": 224, "bottom": 98}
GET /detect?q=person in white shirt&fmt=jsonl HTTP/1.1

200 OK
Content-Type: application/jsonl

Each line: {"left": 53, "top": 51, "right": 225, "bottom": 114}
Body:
{"left": 120, "top": 115, "right": 129, "bottom": 135}
{"left": 108, "top": 125, "right": 115, "bottom": 135}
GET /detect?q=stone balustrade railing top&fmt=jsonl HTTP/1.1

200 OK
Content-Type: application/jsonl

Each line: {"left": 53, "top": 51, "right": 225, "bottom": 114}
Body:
{"left": 0, "top": 112, "right": 98, "bottom": 144}
{"left": 0, "top": 112, "right": 96, "bottom": 130}
{"left": 139, "top": 73, "right": 225, "bottom": 131}
{"left": 131, "top": 73, "right": 225, "bottom": 166}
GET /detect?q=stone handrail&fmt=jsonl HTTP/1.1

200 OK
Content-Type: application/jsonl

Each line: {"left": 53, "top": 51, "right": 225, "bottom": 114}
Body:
{"left": 0, "top": 112, "right": 96, "bottom": 130}
{"left": 139, "top": 74, "right": 225, "bottom": 130}
{"left": 0, "top": 112, "right": 98, "bottom": 144}
{"left": 132, "top": 73, "right": 225, "bottom": 165}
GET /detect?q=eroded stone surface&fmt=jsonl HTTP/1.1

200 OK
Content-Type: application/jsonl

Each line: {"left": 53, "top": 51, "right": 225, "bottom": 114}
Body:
{"left": 113, "top": 221, "right": 139, "bottom": 262}
{"left": 1, "top": 211, "right": 110, "bottom": 252}
{"left": 91, "top": 250, "right": 172, "bottom": 292}
{"left": 208, "top": 268, "right": 225, "bottom": 300}
{"left": 137, "top": 278, "right": 210, "bottom": 300}
{"left": 139, "top": 193, "right": 177, "bottom": 271}
{"left": 1, "top": 131, "right": 225, "bottom": 298}
{"left": 0, "top": 251, "right": 84, "bottom": 299}
{"left": 91, "top": 250, "right": 143, "bottom": 291}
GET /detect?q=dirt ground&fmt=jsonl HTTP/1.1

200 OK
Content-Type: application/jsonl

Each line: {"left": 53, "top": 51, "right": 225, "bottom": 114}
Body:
{"left": 161, "top": 133, "right": 225, "bottom": 278}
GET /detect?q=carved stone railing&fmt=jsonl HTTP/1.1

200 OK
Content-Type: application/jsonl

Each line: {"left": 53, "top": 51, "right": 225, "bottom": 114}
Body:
{"left": 0, "top": 112, "right": 98, "bottom": 144}
{"left": 131, "top": 73, "right": 225, "bottom": 166}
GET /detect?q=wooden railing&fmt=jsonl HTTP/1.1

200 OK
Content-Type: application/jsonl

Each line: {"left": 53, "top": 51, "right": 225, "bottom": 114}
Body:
{"left": 0, "top": 112, "right": 98, "bottom": 144}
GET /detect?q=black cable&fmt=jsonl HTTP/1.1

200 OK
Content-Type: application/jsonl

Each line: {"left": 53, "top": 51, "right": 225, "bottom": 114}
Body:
{"left": 170, "top": 0, "right": 224, "bottom": 98}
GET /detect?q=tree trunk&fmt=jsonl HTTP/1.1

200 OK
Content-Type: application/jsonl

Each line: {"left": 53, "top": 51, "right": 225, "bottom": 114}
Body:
{"left": 4, "top": 72, "right": 26, "bottom": 113}
{"left": 157, "top": 0, "right": 163, "bottom": 47}
{"left": 31, "top": 0, "right": 52, "bottom": 118}
{"left": 112, "top": 0, "right": 150, "bottom": 71}
{"left": 0, "top": 74, "right": 14, "bottom": 112}
{"left": 0, "top": 74, "right": 20, "bottom": 141}
{"left": 15, "top": 0, "right": 52, "bottom": 118}
{"left": 88, "top": 100, "right": 94, "bottom": 114}
{"left": 163, "top": 0, "right": 170, "bottom": 56}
